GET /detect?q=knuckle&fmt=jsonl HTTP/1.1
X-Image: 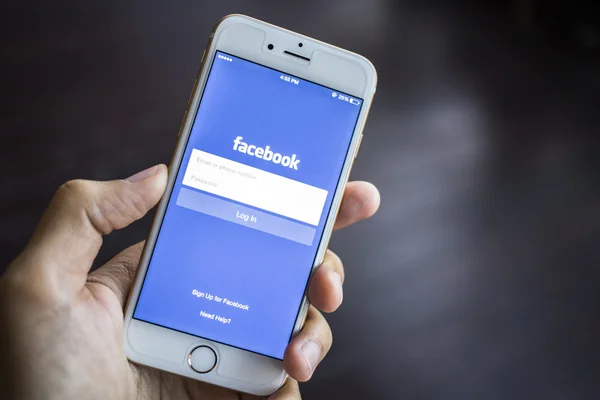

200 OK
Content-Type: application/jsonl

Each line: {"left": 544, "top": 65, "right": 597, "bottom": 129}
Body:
{"left": 56, "top": 179, "right": 112, "bottom": 234}
{"left": 1, "top": 265, "right": 68, "bottom": 309}
{"left": 106, "top": 259, "right": 130, "bottom": 283}
{"left": 57, "top": 179, "right": 92, "bottom": 200}
{"left": 55, "top": 179, "right": 94, "bottom": 210}
{"left": 325, "top": 249, "right": 342, "bottom": 267}
{"left": 323, "top": 250, "right": 344, "bottom": 281}
{"left": 309, "top": 307, "right": 333, "bottom": 350}
{"left": 111, "top": 250, "right": 140, "bottom": 280}
{"left": 94, "top": 243, "right": 144, "bottom": 291}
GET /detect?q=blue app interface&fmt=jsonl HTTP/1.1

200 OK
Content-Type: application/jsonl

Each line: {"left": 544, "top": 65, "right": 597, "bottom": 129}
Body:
{"left": 134, "top": 51, "right": 362, "bottom": 359}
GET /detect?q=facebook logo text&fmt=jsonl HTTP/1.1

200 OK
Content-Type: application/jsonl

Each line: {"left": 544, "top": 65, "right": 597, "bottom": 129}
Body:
{"left": 233, "top": 136, "right": 300, "bottom": 170}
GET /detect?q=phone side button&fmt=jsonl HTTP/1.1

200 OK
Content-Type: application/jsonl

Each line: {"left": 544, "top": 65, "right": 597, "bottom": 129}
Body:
{"left": 188, "top": 345, "right": 217, "bottom": 374}
{"left": 178, "top": 111, "right": 188, "bottom": 137}
{"left": 187, "top": 80, "right": 198, "bottom": 106}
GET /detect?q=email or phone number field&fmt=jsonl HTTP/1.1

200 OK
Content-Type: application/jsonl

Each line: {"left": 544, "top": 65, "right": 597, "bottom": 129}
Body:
{"left": 181, "top": 149, "right": 328, "bottom": 226}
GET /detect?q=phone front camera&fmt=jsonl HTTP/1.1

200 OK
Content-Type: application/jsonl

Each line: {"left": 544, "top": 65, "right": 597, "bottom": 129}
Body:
{"left": 298, "top": 42, "right": 303, "bottom": 47}
{"left": 268, "top": 44, "right": 274, "bottom": 50}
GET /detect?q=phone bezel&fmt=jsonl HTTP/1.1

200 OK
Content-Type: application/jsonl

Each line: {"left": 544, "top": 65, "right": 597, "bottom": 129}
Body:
{"left": 123, "top": 14, "right": 377, "bottom": 396}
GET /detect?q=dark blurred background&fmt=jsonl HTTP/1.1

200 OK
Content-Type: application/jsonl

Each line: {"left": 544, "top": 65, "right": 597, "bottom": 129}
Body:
{"left": 2, "top": 1, "right": 600, "bottom": 399}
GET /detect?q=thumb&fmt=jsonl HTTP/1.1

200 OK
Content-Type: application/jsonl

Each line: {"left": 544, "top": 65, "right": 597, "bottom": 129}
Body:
{"left": 10, "top": 164, "right": 167, "bottom": 302}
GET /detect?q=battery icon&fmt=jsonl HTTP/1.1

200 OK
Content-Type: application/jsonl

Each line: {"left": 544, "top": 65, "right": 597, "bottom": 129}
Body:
{"left": 349, "top": 98, "right": 361, "bottom": 105}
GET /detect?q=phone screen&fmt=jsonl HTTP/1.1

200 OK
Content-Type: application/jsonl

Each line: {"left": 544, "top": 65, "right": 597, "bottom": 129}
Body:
{"left": 133, "top": 51, "right": 363, "bottom": 360}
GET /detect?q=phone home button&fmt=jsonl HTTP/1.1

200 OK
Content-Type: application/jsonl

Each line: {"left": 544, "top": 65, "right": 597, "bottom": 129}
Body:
{"left": 188, "top": 346, "right": 217, "bottom": 374}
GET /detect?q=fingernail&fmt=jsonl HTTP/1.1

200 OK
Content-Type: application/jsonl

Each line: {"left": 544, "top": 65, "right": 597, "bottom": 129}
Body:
{"left": 331, "top": 271, "right": 343, "bottom": 303}
{"left": 300, "top": 340, "right": 321, "bottom": 372}
{"left": 124, "top": 165, "right": 158, "bottom": 183}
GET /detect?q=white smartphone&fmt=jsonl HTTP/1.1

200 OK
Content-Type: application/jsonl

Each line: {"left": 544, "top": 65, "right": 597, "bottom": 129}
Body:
{"left": 123, "top": 14, "right": 377, "bottom": 396}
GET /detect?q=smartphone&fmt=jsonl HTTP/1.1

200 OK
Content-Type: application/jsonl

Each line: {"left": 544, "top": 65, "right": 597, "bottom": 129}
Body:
{"left": 123, "top": 14, "right": 377, "bottom": 396}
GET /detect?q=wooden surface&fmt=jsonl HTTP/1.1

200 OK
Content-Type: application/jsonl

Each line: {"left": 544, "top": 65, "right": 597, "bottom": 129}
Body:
{"left": 2, "top": 1, "right": 600, "bottom": 399}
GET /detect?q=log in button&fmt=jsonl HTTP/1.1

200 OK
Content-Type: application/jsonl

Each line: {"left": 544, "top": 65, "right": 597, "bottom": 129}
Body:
{"left": 176, "top": 188, "right": 316, "bottom": 246}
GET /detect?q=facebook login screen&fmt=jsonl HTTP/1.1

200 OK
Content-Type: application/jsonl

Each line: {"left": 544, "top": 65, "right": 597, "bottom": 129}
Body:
{"left": 133, "top": 51, "right": 362, "bottom": 359}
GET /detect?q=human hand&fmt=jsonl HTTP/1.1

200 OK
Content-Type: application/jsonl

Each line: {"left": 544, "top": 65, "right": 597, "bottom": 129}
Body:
{"left": 0, "top": 164, "right": 380, "bottom": 399}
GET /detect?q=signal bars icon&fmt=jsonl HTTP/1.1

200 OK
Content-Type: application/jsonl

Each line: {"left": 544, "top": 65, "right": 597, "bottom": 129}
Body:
{"left": 218, "top": 54, "right": 233, "bottom": 62}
